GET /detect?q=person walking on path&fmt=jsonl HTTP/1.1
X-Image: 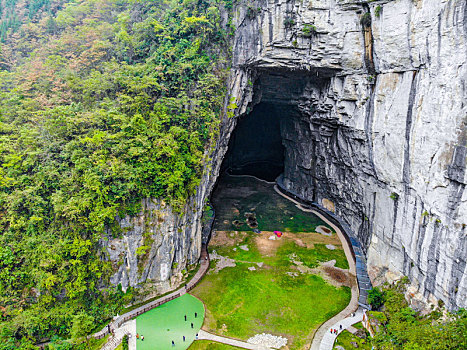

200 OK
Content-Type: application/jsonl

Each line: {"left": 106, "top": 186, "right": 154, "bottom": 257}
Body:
{"left": 172, "top": 340, "right": 175, "bottom": 347}
{"left": 183, "top": 335, "right": 186, "bottom": 342}
{"left": 136, "top": 333, "right": 139, "bottom": 340}
{"left": 195, "top": 312, "right": 197, "bottom": 318}
{"left": 191, "top": 322, "right": 194, "bottom": 329}
{"left": 184, "top": 315, "right": 187, "bottom": 321}
{"left": 340, "top": 324, "right": 342, "bottom": 330}
{"left": 141, "top": 335, "right": 144, "bottom": 341}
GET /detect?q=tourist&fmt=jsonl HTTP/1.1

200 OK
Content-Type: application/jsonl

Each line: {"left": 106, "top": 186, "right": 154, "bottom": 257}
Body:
{"left": 136, "top": 333, "right": 139, "bottom": 339}
{"left": 183, "top": 335, "right": 186, "bottom": 342}
{"left": 195, "top": 312, "right": 197, "bottom": 318}
{"left": 141, "top": 335, "right": 144, "bottom": 341}
{"left": 196, "top": 333, "right": 198, "bottom": 340}
{"left": 184, "top": 315, "right": 187, "bottom": 321}
{"left": 172, "top": 340, "right": 175, "bottom": 347}
{"left": 330, "top": 329, "right": 332, "bottom": 334}
{"left": 191, "top": 322, "right": 194, "bottom": 329}
{"left": 340, "top": 325, "right": 342, "bottom": 330}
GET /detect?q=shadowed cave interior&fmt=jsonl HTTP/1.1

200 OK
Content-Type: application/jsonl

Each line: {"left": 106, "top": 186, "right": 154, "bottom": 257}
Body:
{"left": 219, "top": 69, "right": 333, "bottom": 183}
{"left": 222, "top": 102, "right": 286, "bottom": 182}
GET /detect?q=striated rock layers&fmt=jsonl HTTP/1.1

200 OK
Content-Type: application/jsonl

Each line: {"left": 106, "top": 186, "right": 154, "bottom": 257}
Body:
{"left": 102, "top": 0, "right": 466, "bottom": 311}
{"left": 219, "top": 0, "right": 467, "bottom": 310}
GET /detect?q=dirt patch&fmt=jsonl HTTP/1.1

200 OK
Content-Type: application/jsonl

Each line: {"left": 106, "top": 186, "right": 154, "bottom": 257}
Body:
{"left": 209, "top": 251, "right": 236, "bottom": 273}
{"left": 295, "top": 232, "right": 343, "bottom": 247}
{"left": 294, "top": 238, "right": 306, "bottom": 247}
{"left": 322, "top": 266, "right": 356, "bottom": 288}
{"left": 210, "top": 230, "right": 246, "bottom": 247}
{"left": 255, "top": 231, "right": 282, "bottom": 256}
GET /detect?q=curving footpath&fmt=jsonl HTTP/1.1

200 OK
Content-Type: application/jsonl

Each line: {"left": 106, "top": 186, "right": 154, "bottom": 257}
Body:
{"left": 273, "top": 185, "right": 368, "bottom": 350}
{"left": 317, "top": 310, "right": 364, "bottom": 350}
{"left": 95, "top": 246, "right": 210, "bottom": 349}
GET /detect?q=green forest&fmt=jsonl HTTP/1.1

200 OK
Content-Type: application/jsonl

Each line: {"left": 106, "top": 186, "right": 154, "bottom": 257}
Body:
{"left": 0, "top": 0, "right": 232, "bottom": 348}
{"left": 0, "top": 0, "right": 466, "bottom": 349}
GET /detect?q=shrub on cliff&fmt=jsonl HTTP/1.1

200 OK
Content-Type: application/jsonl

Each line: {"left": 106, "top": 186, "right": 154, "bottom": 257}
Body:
{"left": 368, "top": 287, "right": 386, "bottom": 310}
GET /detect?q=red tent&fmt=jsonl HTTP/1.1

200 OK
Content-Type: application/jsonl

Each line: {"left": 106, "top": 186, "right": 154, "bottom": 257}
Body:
{"left": 274, "top": 231, "right": 282, "bottom": 237}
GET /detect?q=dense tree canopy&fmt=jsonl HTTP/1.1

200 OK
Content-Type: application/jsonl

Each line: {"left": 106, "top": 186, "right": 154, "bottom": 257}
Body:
{"left": 0, "top": 0, "right": 232, "bottom": 347}
{"left": 369, "top": 280, "right": 467, "bottom": 349}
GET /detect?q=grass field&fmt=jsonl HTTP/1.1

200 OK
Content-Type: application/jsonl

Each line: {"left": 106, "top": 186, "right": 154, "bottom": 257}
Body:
{"left": 190, "top": 175, "right": 353, "bottom": 349}
{"left": 136, "top": 294, "right": 205, "bottom": 350}
{"left": 188, "top": 340, "right": 242, "bottom": 349}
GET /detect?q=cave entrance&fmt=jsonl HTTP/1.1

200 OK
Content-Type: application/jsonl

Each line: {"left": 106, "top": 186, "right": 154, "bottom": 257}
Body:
{"left": 220, "top": 69, "right": 324, "bottom": 183}
{"left": 222, "top": 102, "right": 286, "bottom": 182}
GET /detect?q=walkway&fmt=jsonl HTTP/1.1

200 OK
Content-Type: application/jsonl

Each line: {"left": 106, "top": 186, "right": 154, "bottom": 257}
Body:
{"left": 197, "top": 330, "right": 270, "bottom": 350}
{"left": 95, "top": 246, "right": 210, "bottom": 349}
{"left": 273, "top": 185, "right": 364, "bottom": 350}
{"left": 100, "top": 320, "right": 136, "bottom": 350}
{"left": 317, "top": 310, "right": 364, "bottom": 350}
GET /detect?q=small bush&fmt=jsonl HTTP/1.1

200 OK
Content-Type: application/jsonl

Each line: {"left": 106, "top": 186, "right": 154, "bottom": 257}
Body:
{"left": 302, "top": 23, "right": 317, "bottom": 38}
{"left": 368, "top": 287, "right": 385, "bottom": 310}
{"left": 375, "top": 5, "right": 382, "bottom": 18}
{"left": 361, "top": 12, "right": 372, "bottom": 28}
{"left": 122, "top": 334, "right": 129, "bottom": 350}
{"left": 246, "top": 5, "right": 260, "bottom": 19}
{"left": 284, "top": 16, "right": 295, "bottom": 28}
{"left": 390, "top": 192, "right": 399, "bottom": 201}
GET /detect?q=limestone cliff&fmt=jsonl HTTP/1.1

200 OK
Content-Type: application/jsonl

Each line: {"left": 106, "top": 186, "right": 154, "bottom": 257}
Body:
{"left": 99, "top": 167, "right": 216, "bottom": 297}
{"left": 221, "top": 0, "right": 467, "bottom": 310}
{"left": 102, "top": 0, "right": 466, "bottom": 311}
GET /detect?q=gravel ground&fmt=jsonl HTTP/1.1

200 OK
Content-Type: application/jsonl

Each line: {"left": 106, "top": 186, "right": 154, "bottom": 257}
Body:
{"left": 247, "top": 333, "right": 288, "bottom": 349}
{"left": 210, "top": 250, "right": 236, "bottom": 272}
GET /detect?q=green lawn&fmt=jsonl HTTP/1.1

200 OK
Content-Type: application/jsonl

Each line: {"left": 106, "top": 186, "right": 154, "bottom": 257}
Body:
{"left": 191, "top": 175, "right": 353, "bottom": 349}
{"left": 188, "top": 340, "right": 243, "bottom": 349}
{"left": 136, "top": 294, "right": 205, "bottom": 350}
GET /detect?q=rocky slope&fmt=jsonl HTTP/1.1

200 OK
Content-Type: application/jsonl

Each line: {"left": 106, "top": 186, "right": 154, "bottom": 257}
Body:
{"left": 220, "top": 0, "right": 467, "bottom": 311}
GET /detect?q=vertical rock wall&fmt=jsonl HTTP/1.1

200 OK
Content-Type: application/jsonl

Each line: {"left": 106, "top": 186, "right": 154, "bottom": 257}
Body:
{"left": 224, "top": 0, "right": 467, "bottom": 310}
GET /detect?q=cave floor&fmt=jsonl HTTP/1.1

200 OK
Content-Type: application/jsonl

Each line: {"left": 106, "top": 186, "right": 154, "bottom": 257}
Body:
{"left": 189, "top": 175, "right": 353, "bottom": 350}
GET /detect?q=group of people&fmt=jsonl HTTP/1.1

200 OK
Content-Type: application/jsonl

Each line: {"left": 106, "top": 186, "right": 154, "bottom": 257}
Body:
{"left": 133, "top": 311, "right": 200, "bottom": 346}
{"left": 330, "top": 324, "right": 343, "bottom": 335}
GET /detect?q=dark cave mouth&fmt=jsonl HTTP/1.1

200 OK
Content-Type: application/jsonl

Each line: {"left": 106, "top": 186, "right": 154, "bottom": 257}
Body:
{"left": 219, "top": 68, "right": 334, "bottom": 183}
{"left": 222, "top": 102, "right": 286, "bottom": 182}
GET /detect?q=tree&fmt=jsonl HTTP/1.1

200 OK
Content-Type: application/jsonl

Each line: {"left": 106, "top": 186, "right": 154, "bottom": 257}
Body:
{"left": 70, "top": 313, "right": 94, "bottom": 346}
{"left": 368, "top": 287, "right": 385, "bottom": 310}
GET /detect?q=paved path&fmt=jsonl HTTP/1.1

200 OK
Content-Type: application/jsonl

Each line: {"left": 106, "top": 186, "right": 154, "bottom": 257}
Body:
{"left": 318, "top": 310, "right": 364, "bottom": 350}
{"left": 197, "top": 330, "right": 270, "bottom": 350}
{"left": 347, "top": 325, "right": 359, "bottom": 334}
{"left": 101, "top": 320, "right": 136, "bottom": 350}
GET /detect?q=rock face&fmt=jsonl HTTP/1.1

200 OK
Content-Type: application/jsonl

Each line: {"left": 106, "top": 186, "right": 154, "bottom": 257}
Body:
{"left": 219, "top": 0, "right": 467, "bottom": 310}
{"left": 102, "top": 0, "right": 466, "bottom": 311}
{"left": 100, "top": 163, "right": 217, "bottom": 295}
